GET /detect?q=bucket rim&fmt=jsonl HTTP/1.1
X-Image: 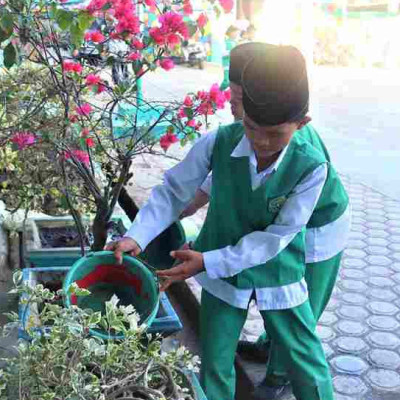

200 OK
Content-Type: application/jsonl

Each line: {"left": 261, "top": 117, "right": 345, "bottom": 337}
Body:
{"left": 63, "top": 250, "right": 160, "bottom": 340}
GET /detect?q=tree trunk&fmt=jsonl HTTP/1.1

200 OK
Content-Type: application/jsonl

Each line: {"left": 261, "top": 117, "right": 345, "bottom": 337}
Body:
{"left": 117, "top": 186, "right": 139, "bottom": 222}
{"left": 92, "top": 206, "right": 109, "bottom": 252}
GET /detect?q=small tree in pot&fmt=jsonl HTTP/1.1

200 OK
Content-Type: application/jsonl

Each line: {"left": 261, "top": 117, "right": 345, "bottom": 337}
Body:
{"left": 0, "top": 0, "right": 232, "bottom": 253}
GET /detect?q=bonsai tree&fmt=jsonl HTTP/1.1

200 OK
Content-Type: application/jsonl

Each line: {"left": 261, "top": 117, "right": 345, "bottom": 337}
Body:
{"left": 0, "top": 0, "right": 232, "bottom": 253}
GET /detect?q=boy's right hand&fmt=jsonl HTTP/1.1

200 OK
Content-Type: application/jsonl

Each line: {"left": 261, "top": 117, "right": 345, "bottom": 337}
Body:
{"left": 105, "top": 237, "right": 141, "bottom": 265}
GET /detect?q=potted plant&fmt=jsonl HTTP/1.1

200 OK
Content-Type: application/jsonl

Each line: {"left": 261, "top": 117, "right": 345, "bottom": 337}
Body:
{"left": 0, "top": 0, "right": 232, "bottom": 256}
{"left": 0, "top": 270, "right": 206, "bottom": 400}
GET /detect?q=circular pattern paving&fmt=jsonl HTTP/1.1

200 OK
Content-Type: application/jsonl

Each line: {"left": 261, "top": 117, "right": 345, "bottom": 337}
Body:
{"left": 367, "top": 349, "right": 400, "bottom": 370}
{"left": 331, "top": 356, "right": 368, "bottom": 375}
{"left": 336, "top": 320, "right": 368, "bottom": 336}
{"left": 366, "top": 369, "right": 400, "bottom": 391}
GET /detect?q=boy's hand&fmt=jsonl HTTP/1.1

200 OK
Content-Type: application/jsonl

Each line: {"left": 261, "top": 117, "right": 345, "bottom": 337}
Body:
{"left": 157, "top": 250, "right": 204, "bottom": 291}
{"left": 105, "top": 237, "right": 141, "bottom": 264}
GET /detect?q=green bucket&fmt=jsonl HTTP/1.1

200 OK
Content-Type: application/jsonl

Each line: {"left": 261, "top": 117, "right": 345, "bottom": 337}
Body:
{"left": 63, "top": 251, "right": 160, "bottom": 340}
{"left": 139, "top": 221, "right": 187, "bottom": 270}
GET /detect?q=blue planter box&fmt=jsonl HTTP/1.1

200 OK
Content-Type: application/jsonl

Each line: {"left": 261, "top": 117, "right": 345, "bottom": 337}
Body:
{"left": 19, "top": 267, "right": 182, "bottom": 339}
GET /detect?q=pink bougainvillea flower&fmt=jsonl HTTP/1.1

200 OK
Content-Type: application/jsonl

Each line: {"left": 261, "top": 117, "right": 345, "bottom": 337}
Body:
{"left": 96, "top": 84, "right": 107, "bottom": 94}
{"left": 85, "top": 74, "right": 102, "bottom": 86}
{"left": 187, "top": 119, "right": 196, "bottom": 127}
{"left": 127, "top": 51, "right": 141, "bottom": 61}
{"left": 81, "top": 128, "right": 90, "bottom": 137}
{"left": 177, "top": 108, "right": 186, "bottom": 119}
{"left": 65, "top": 149, "right": 90, "bottom": 166}
{"left": 85, "top": 137, "right": 95, "bottom": 147}
{"left": 11, "top": 132, "right": 36, "bottom": 150}
{"left": 197, "top": 13, "right": 208, "bottom": 29}
{"left": 160, "top": 58, "right": 175, "bottom": 71}
{"left": 87, "top": 0, "right": 108, "bottom": 14}
{"left": 183, "top": 95, "right": 193, "bottom": 107}
{"left": 160, "top": 132, "right": 179, "bottom": 151}
{"left": 132, "top": 39, "right": 144, "bottom": 50}
{"left": 68, "top": 114, "right": 78, "bottom": 123}
{"left": 76, "top": 103, "right": 93, "bottom": 116}
{"left": 151, "top": 11, "right": 189, "bottom": 47}
{"left": 196, "top": 90, "right": 207, "bottom": 101}
{"left": 183, "top": 0, "right": 193, "bottom": 15}
{"left": 219, "top": 0, "right": 234, "bottom": 13}
{"left": 144, "top": 0, "right": 156, "bottom": 6}
{"left": 84, "top": 30, "right": 105, "bottom": 43}
{"left": 224, "top": 88, "right": 231, "bottom": 101}
{"left": 63, "top": 60, "right": 83, "bottom": 74}
{"left": 209, "top": 83, "right": 227, "bottom": 109}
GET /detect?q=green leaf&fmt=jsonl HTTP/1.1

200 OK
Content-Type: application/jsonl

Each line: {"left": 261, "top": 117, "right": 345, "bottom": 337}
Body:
{"left": 4, "top": 42, "right": 17, "bottom": 69}
{"left": 70, "top": 21, "right": 84, "bottom": 48}
{"left": 88, "top": 312, "right": 101, "bottom": 326}
{"left": 13, "top": 270, "right": 23, "bottom": 286}
{"left": 0, "top": 27, "right": 12, "bottom": 44}
{"left": 56, "top": 10, "right": 74, "bottom": 31}
{"left": 0, "top": 10, "right": 15, "bottom": 34}
{"left": 77, "top": 12, "right": 94, "bottom": 31}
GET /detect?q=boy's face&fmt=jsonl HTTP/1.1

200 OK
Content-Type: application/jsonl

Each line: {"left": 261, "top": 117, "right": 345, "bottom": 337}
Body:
{"left": 243, "top": 113, "right": 311, "bottom": 159}
{"left": 229, "top": 82, "right": 244, "bottom": 121}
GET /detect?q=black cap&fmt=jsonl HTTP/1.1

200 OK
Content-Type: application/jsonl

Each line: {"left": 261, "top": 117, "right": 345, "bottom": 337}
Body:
{"left": 229, "top": 42, "right": 276, "bottom": 85}
{"left": 242, "top": 45, "right": 309, "bottom": 126}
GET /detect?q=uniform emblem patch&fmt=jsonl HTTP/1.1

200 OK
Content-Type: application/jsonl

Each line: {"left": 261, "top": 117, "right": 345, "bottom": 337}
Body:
{"left": 268, "top": 196, "right": 287, "bottom": 213}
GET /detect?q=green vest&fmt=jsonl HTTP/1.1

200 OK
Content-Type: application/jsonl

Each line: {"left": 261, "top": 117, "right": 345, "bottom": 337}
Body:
{"left": 296, "top": 125, "right": 349, "bottom": 228}
{"left": 194, "top": 123, "right": 328, "bottom": 289}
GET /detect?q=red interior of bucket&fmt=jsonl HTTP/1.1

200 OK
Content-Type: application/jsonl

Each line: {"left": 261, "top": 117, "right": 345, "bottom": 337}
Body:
{"left": 70, "top": 264, "right": 143, "bottom": 305}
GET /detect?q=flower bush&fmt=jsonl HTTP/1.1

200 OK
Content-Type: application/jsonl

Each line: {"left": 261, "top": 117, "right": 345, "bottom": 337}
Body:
{"left": 0, "top": 0, "right": 231, "bottom": 251}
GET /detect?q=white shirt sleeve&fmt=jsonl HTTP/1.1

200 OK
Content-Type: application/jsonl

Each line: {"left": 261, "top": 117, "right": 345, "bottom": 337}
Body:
{"left": 124, "top": 131, "right": 217, "bottom": 250}
{"left": 203, "top": 163, "right": 328, "bottom": 279}
{"left": 200, "top": 174, "right": 213, "bottom": 196}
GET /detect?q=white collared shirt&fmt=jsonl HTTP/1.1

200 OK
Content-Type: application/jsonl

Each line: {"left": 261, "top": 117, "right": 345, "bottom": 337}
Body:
{"left": 125, "top": 129, "right": 332, "bottom": 310}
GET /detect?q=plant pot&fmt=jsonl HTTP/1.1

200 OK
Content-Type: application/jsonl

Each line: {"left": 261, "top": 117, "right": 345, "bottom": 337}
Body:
{"left": 19, "top": 266, "right": 182, "bottom": 339}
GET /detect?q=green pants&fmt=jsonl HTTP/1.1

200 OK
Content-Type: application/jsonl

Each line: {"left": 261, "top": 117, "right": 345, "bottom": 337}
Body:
{"left": 259, "top": 253, "right": 342, "bottom": 379}
{"left": 200, "top": 290, "right": 334, "bottom": 400}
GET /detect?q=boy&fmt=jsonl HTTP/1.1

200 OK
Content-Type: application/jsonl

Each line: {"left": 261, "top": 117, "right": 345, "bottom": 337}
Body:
{"left": 107, "top": 46, "right": 347, "bottom": 400}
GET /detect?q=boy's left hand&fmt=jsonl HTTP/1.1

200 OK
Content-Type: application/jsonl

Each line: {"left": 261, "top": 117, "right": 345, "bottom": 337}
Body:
{"left": 156, "top": 250, "right": 205, "bottom": 291}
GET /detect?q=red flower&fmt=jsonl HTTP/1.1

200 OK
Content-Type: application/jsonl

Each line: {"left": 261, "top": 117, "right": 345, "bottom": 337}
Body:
{"left": 87, "top": 0, "right": 108, "bottom": 14}
{"left": 127, "top": 52, "right": 141, "bottom": 61}
{"left": 152, "top": 12, "right": 189, "bottom": 47}
{"left": 160, "top": 58, "right": 175, "bottom": 71}
{"left": 63, "top": 60, "right": 83, "bottom": 74}
{"left": 132, "top": 39, "right": 144, "bottom": 50}
{"left": 183, "top": 95, "right": 193, "bottom": 107}
{"left": 144, "top": 0, "right": 156, "bottom": 6}
{"left": 177, "top": 108, "right": 186, "bottom": 119}
{"left": 84, "top": 30, "right": 105, "bottom": 43}
{"left": 96, "top": 84, "right": 106, "bottom": 94}
{"left": 187, "top": 119, "right": 196, "bottom": 127}
{"left": 81, "top": 128, "right": 90, "bottom": 137}
{"left": 76, "top": 103, "right": 93, "bottom": 116}
{"left": 85, "top": 138, "right": 95, "bottom": 147}
{"left": 219, "top": 0, "right": 234, "bottom": 13}
{"left": 160, "top": 132, "right": 179, "bottom": 151}
{"left": 197, "top": 13, "right": 208, "bottom": 29}
{"left": 69, "top": 114, "right": 78, "bottom": 123}
{"left": 183, "top": 1, "right": 193, "bottom": 15}
{"left": 224, "top": 88, "right": 231, "bottom": 101}
{"left": 196, "top": 90, "right": 207, "bottom": 101}
{"left": 85, "top": 74, "right": 101, "bottom": 86}
{"left": 11, "top": 132, "right": 36, "bottom": 150}
{"left": 65, "top": 149, "right": 90, "bottom": 166}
